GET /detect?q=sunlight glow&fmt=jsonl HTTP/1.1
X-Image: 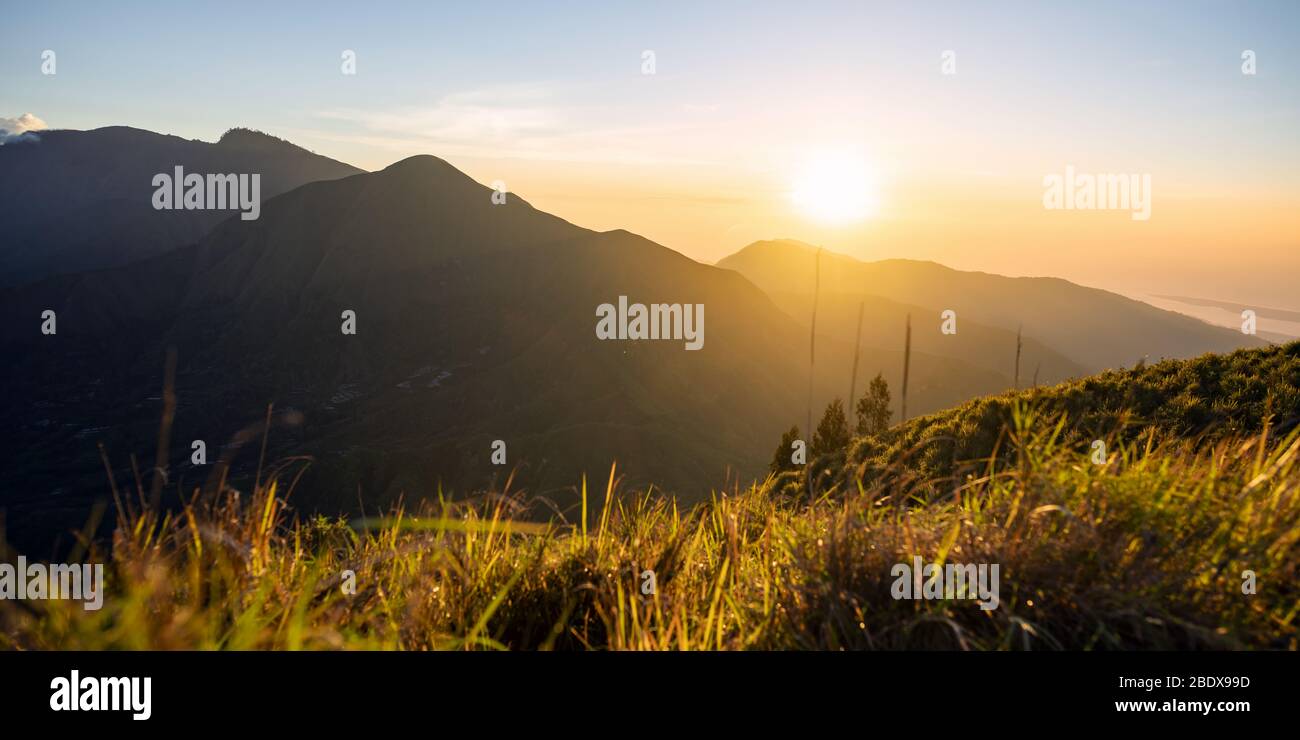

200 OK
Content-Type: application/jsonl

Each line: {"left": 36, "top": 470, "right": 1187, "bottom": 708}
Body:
{"left": 789, "top": 151, "right": 879, "bottom": 225}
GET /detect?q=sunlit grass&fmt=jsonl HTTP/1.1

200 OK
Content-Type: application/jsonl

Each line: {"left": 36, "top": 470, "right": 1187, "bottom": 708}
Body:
{"left": 3, "top": 400, "right": 1296, "bottom": 651}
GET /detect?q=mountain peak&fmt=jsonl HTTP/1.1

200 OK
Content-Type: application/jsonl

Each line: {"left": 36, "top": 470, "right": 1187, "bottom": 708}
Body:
{"left": 216, "top": 127, "right": 302, "bottom": 152}
{"left": 750, "top": 238, "right": 821, "bottom": 253}
{"left": 373, "top": 154, "right": 499, "bottom": 196}
{"left": 0, "top": 123, "right": 364, "bottom": 286}
{"left": 380, "top": 153, "right": 470, "bottom": 178}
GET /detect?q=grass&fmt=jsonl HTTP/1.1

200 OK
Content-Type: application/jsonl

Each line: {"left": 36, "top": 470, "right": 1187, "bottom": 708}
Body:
{"left": 2, "top": 396, "right": 1297, "bottom": 650}
{"left": 839, "top": 342, "right": 1300, "bottom": 493}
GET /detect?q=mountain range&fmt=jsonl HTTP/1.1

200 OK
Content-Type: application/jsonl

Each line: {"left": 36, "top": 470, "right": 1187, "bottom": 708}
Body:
{"left": 0, "top": 126, "right": 1267, "bottom": 553}
{"left": 0, "top": 126, "right": 361, "bottom": 287}
{"left": 718, "top": 239, "right": 1263, "bottom": 378}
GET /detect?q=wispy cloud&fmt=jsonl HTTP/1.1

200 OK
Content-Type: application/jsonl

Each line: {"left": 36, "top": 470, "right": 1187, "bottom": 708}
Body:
{"left": 304, "top": 84, "right": 719, "bottom": 167}
{"left": 319, "top": 84, "right": 564, "bottom": 144}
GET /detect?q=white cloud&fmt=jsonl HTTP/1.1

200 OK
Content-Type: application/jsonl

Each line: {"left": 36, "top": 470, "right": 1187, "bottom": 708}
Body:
{"left": 0, "top": 113, "right": 48, "bottom": 143}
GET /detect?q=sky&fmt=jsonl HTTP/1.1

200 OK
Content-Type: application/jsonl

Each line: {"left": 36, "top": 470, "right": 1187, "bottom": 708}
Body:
{"left": 2, "top": 0, "right": 1298, "bottom": 332}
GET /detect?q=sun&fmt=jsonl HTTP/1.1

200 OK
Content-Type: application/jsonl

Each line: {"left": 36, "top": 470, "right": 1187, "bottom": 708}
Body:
{"left": 789, "top": 151, "right": 879, "bottom": 225}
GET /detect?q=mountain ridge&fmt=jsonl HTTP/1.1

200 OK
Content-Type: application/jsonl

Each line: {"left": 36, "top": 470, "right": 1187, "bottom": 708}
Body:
{"left": 0, "top": 125, "right": 364, "bottom": 287}
{"left": 2, "top": 126, "right": 1265, "bottom": 558}
{"left": 718, "top": 238, "right": 1264, "bottom": 373}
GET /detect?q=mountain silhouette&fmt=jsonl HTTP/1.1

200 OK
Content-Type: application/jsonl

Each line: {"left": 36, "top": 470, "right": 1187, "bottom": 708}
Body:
{"left": 6, "top": 133, "right": 1222, "bottom": 554}
{"left": 0, "top": 126, "right": 363, "bottom": 287}
{"left": 1, "top": 146, "right": 1030, "bottom": 554}
{"left": 717, "top": 239, "right": 1264, "bottom": 374}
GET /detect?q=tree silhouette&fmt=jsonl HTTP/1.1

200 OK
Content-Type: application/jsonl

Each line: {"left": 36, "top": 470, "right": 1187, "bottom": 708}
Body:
{"left": 855, "top": 373, "right": 893, "bottom": 436}
{"left": 769, "top": 425, "right": 802, "bottom": 475}
{"left": 812, "top": 399, "right": 850, "bottom": 457}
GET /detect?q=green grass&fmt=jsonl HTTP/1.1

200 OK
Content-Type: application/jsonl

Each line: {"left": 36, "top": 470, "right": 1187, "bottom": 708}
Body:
{"left": 2, "top": 345, "right": 1298, "bottom": 650}
{"left": 834, "top": 341, "right": 1300, "bottom": 495}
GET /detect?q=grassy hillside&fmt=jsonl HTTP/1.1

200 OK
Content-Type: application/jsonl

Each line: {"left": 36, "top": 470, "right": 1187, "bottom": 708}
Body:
{"left": 832, "top": 342, "right": 1300, "bottom": 495}
{"left": 3, "top": 345, "right": 1297, "bottom": 650}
